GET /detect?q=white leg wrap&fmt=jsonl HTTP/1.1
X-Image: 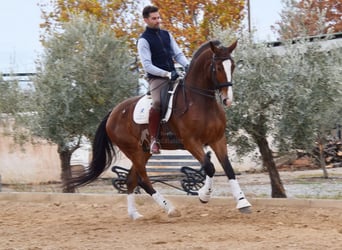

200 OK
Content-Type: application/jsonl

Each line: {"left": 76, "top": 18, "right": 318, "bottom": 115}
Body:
{"left": 127, "top": 194, "right": 143, "bottom": 220}
{"left": 229, "top": 179, "right": 251, "bottom": 209}
{"left": 152, "top": 191, "right": 175, "bottom": 214}
{"left": 198, "top": 175, "right": 214, "bottom": 203}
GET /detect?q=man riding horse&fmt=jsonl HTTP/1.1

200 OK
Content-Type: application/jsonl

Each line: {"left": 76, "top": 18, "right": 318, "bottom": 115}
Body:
{"left": 137, "top": 5, "right": 189, "bottom": 154}
{"left": 66, "top": 7, "right": 252, "bottom": 220}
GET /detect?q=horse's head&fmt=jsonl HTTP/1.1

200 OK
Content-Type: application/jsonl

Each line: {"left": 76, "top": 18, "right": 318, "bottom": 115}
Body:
{"left": 186, "top": 40, "right": 237, "bottom": 107}
{"left": 209, "top": 40, "right": 237, "bottom": 107}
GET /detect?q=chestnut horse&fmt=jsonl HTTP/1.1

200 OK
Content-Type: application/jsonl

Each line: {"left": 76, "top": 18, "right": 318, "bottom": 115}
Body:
{"left": 67, "top": 40, "right": 251, "bottom": 219}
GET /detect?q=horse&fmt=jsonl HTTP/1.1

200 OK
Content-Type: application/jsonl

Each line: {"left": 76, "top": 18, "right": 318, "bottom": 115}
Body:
{"left": 66, "top": 40, "right": 252, "bottom": 219}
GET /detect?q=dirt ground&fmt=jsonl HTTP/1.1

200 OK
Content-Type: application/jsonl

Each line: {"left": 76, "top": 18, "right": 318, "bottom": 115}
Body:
{"left": 0, "top": 193, "right": 342, "bottom": 250}
{"left": 1, "top": 168, "right": 342, "bottom": 250}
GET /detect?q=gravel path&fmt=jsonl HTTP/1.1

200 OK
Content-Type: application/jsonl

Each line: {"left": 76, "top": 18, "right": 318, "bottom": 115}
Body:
{"left": 215, "top": 167, "right": 342, "bottom": 198}
{"left": 1, "top": 168, "right": 342, "bottom": 199}
{"left": 144, "top": 167, "right": 342, "bottom": 199}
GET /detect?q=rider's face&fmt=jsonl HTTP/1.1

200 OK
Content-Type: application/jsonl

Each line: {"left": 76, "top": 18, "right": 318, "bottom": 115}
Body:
{"left": 144, "top": 11, "right": 161, "bottom": 29}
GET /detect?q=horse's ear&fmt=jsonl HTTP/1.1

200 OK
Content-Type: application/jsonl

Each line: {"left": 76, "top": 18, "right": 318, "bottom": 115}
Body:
{"left": 209, "top": 41, "right": 219, "bottom": 53}
{"left": 228, "top": 40, "right": 238, "bottom": 53}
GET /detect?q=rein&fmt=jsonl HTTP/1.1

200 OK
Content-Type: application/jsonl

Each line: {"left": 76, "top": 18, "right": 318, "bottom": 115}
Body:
{"left": 185, "top": 85, "right": 216, "bottom": 99}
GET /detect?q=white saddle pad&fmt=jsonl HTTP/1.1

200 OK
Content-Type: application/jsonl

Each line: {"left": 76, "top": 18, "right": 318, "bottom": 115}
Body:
{"left": 133, "top": 95, "right": 153, "bottom": 124}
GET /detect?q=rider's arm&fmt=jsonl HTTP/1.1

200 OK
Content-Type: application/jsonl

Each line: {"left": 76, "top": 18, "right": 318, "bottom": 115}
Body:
{"left": 137, "top": 38, "right": 170, "bottom": 78}
{"left": 169, "top": 33, "right": 189, "bottom": 67}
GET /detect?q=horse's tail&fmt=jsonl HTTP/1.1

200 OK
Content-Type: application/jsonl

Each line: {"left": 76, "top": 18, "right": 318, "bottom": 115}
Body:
{"left": 66, "top": 112, "right": 116, "bottom": 189}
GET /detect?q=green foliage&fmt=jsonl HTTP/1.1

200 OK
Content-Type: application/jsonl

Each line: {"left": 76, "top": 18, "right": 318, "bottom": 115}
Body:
{"left": 277, "top": 43, "right": 342, "bottom": 150}
{"left": 216, "top": 32, "right": 341, "bottom": 156}
{"left": 223, "top": 37, "right": 284, "bottom": 155}
{"left": 30, "top": 14, "right": 138, "bottom": 150}
{"left": 0, "top": 76, "right": 23, "bottom": 115}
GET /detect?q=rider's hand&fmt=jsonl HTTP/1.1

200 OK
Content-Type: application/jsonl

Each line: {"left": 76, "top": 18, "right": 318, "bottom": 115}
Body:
{"left": 170, "top": 70, "right": 179, "bottom": 81}
{"left": 184, "top": 64, "right": 189, "bottom": 73}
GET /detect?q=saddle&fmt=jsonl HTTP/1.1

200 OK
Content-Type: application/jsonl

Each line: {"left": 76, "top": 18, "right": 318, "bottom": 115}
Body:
{"left": 133, "top": 80, "right": 180, "bottom": 124}
{"left": 133, "top": 79, "right": 185, "bottom": 150}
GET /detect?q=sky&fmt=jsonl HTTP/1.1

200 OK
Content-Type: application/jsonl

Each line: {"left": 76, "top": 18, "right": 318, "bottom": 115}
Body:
{"left": 0, "top": 0, "right": 283, "bottom": 73}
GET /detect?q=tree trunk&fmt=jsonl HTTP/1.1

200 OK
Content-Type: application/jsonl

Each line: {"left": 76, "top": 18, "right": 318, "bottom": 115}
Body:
{"left": 254, "top": 136, "right": 287, "bottom": 198}
{"left": 58, "top": 145, "right": 75, "bottom": 193}
{"left": 245, "top": 113, "right": 287, "bottom": 198}
{"left": 318, "top": 140, "right": 329, "bottom": 179}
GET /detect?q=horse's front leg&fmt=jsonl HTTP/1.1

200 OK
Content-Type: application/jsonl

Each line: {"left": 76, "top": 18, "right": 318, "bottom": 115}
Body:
{"left": 222, "top": 155, "right": 252, "bottom": 213}
{"left": 211, "top": 141, "right": 252, "bottom": 213}
{"left": 198, "top": 152, "right": 216, "bottom": 203}
{"left": 184, "top": 145, "right": 216, "bottom": 203}
{"left": 127, "top": 162, "right": 181, "bottom": 219}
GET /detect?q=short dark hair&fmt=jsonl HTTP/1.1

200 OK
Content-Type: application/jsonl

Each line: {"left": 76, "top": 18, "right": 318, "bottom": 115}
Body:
{"left": 142, "top": 5, "right": 159, "bottom": 18}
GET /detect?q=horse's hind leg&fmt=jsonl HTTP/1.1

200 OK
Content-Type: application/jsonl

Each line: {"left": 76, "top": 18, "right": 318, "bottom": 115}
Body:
{"left": 135, "top": 163, "right": 181, "bottom": 218}
{"left": 126, "top": 158, "right": 181, "bottom": 219}
{"left": 125, "top": 166, "right": 143, "bottom": 220}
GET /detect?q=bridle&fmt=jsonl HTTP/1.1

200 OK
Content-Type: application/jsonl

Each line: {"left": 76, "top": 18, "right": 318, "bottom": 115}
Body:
{"left": 184, "top": 52, "right": 234, "bottom": 103}
{"left": 211, "top": 54, "right": 233, "bottom": 90}
{"left": 211, "top": 54, "right": 234, "bottom": 106}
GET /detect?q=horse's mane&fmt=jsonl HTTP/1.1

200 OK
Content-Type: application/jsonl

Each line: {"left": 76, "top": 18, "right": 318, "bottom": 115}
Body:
{"left": 191, "top": 40, "right": 221, "bottom": 61}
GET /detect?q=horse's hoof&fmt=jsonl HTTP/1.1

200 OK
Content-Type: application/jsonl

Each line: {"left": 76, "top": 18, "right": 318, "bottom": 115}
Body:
{"left": 236, "top": 198, "right": 252, "bottom": 209}
{"left": 129, "top": 212, "right": 143, "bottom": 220}
{"left": 168, "top": 209, "right": 181, "bottom": 217}
{"left": 198, "top": 188, "right": 212, "bottom": 203}
{"left": 239, "top": 207, "right": 252, "bottom": 214}
{"left": 199, "top": 198, "right": 209, "bottom": 204}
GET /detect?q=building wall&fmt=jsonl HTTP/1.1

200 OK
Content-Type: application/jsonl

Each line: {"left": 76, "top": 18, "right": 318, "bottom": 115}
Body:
{"left": 0, "top": 134, "right": 61, "bottom": 184}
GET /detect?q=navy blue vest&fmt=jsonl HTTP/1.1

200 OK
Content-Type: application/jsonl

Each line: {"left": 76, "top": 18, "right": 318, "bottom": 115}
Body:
{"left": 140, "top": 27, "right": 175, "bottom": 78}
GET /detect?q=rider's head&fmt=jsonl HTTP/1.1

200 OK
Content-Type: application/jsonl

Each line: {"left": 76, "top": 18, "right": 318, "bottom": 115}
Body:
{"left": 142, "top": 5, "right": 161, "bottom": 29}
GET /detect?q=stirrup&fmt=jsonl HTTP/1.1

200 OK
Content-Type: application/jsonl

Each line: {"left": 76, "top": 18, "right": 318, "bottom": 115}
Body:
{"left": 150, "top": 140, "right": 161, "bottom": 154}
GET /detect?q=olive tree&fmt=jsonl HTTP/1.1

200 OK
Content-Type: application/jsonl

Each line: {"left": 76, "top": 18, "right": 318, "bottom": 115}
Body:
{"left": 276, "top": 41, "right": 342, "bottom": 178}
{"left": 213, "top": 28, "right": 341, "bottom": 197}
{"left": 227, "top": 37, "right": 288, "bottom": 198}
{"left": 24, "top": 14, "right": 137, "bottom": 192}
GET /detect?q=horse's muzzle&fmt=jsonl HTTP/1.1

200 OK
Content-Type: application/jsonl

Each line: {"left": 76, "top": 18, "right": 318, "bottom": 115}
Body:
{"left": 223, "top": 98, "right": 232, "bottom": 107}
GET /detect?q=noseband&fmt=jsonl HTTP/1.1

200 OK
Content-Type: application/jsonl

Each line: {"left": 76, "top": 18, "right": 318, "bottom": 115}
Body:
{"left": 211, "top": 55, "right": 233, "bottom": 90}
